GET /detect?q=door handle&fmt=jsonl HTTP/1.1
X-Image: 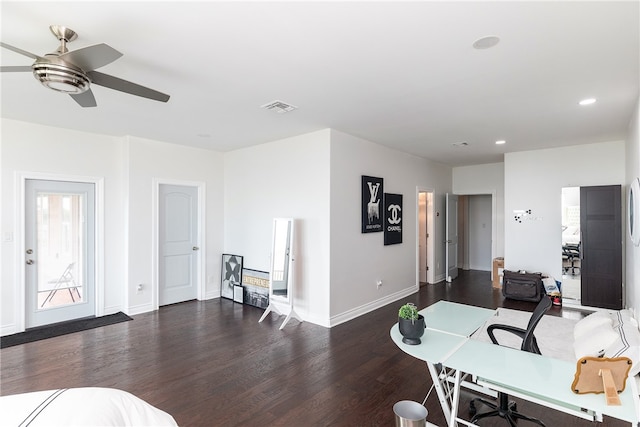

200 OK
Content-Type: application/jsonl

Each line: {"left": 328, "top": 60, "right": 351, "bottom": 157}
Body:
{"left": 26, "top": 249, "right": 33, "bottom": 254}
{"left": 192, "top": 246, "right": 199, "bottom": 251}
{"left": 26, "top": 259, "right": 34, "bottom": 265}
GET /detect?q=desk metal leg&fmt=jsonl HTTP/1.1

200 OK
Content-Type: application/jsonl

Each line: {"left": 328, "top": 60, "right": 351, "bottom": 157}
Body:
{"left": 427, "top": 362, "right": 452, "bottom": 426}
{"left": 449, "top": 369, "right": 462, "bottom": 427}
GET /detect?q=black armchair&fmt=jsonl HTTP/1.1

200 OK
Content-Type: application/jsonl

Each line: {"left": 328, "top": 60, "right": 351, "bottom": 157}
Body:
{"left": 470, "top": 297, "right": 552, "bottom": 426}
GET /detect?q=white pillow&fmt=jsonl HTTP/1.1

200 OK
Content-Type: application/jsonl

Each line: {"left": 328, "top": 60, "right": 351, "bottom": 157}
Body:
{"left": 605, "top": 320, "right": 640, "bottom": 376}
{"left": 574, "top": 311, "right": 613, "bottom": 340}
{"left": 573, "top": 324, "right": 618, "bottom": 359}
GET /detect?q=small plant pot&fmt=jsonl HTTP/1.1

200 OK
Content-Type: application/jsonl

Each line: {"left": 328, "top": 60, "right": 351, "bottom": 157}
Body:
{"left": 398, "top": 314, "right": 425, "bottom": 345}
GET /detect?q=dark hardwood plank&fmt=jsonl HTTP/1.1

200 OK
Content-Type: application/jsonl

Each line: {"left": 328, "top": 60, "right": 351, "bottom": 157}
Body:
{"left": 0, "top": 270, "right": 627, "bottom": 426}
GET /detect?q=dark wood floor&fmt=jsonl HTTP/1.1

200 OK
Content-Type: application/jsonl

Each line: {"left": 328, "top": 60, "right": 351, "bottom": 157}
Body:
{"left": 0, "top": 270, "right": 626, "bottom": 426}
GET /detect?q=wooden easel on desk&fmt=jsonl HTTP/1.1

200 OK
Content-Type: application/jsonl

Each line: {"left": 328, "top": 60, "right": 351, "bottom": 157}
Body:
{"left": 572, "top": 357, "right": 633, "bottom": 405}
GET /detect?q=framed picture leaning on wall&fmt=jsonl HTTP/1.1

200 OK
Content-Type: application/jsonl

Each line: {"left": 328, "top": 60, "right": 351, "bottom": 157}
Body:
{"left": 221, "top": 254, "right": 243, "bottom": 300}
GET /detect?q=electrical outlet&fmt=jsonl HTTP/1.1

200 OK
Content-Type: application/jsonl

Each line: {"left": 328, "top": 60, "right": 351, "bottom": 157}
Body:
{"left": 376, "top": 280, "right": 383, "bottom": 289}
{"left": 136, "top": 284, "right": 143, "bottom": 294}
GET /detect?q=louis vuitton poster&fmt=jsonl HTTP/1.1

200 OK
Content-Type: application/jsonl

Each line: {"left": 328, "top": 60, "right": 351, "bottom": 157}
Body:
{"left": 384, "top": 193, "right": 402, "bottom": 245}
{"left": 361, "top": 175, "right": 383, "bottom": 233}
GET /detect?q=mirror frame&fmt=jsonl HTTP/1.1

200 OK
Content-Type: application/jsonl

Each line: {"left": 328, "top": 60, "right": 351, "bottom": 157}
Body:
{"left": 269, "top": 218, "right": 294, "bottom": 305}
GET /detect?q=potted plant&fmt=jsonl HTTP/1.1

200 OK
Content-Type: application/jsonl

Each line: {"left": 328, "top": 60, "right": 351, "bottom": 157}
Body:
{"left": 398, "top": 303, "right": 425, "bottom": 345}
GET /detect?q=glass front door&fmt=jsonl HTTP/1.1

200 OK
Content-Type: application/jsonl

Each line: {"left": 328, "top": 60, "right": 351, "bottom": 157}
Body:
{"left": 25, "top": 180, "right": 95, "bottom": 328}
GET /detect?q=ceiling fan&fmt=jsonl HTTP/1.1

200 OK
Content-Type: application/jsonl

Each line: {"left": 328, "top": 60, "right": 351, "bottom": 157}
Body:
{"left": 0, "top": 25, "right": 170, "bottom": 107}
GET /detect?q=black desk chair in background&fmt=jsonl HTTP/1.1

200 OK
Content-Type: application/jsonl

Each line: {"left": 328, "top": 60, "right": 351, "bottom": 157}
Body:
{"left": 469, "top": 297, "right": 552, "bottom": 426}
{"left": 562, "top": 243, "right": 580, "bottom": 275}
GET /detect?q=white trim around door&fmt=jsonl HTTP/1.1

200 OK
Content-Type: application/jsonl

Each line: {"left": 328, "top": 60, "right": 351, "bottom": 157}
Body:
{"left": 15, "top": 171, "right": 104, "bottom": 333}
{"left": 151, "top": 179, "right": 206, "bottom": 310}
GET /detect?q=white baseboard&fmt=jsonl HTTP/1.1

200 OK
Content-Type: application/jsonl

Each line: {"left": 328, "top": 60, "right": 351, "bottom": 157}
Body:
{"left": 1, "top": 322, "right": 19, "bottom": 337}
{"left": 127, "top": 302, "right": 154, "bottom": 316}
{"left": 203, "top": 290, "right": 220, "bottom": 300}
{"left": 329, "top": 285, "right": 419, "bottom": 327}
{"left": 434, "top": 273, "right": 446, "bottom": 283}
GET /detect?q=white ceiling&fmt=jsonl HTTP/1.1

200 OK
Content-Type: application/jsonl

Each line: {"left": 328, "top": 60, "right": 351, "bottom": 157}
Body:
{"left": 1, "top": 1, "right": 638, "bottom": 166}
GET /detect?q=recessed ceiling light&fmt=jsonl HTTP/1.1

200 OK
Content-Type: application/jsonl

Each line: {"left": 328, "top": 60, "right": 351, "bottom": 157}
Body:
{"left": 495, "top": 140, "right": 506, "bottom": 145}
{"left": 472, "top": 35, "right": 500, "bottom": 50}
{"left": 579, "top": 98, "right": 597, "bottom": 106}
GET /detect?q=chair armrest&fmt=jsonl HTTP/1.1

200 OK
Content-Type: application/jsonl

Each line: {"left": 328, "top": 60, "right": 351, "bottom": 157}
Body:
{"left": 487, "top": 324, "right": 527, "bottom": 346}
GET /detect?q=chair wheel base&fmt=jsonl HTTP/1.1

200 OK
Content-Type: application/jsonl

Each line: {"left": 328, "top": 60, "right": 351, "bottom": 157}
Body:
{"left": 470, "top": 394, "right": 545, "bottom": 427}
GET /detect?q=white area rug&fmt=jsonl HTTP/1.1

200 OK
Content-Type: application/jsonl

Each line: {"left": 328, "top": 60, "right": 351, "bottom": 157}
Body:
{"left": 471, "top": 308, "right": 578, "bottom": 363}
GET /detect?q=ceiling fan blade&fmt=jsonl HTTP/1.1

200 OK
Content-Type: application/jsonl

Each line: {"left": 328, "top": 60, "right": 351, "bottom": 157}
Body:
{"left": 0, "top": 42, "right": 41, "bottom": 60}
{"left": 70, "top": 89, "right": 97, "bottom": 108}
{"left": 87, "top": 71, "right": 170, "bottom": 102}
{"left": 1, "top": 65, "right": 32, "bottom": 72}
{"left": 59, "top": 43, "right": 122, "bottom": 71}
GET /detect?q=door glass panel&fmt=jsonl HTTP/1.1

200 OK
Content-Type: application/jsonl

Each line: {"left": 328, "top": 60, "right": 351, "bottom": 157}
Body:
{"left": 36, "top": 192, "right": 85, "bottom": 309}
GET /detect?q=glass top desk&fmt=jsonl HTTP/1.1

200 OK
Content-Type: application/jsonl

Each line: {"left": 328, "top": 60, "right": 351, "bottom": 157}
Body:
{"left": 418, "top": 301, "right": 495, "bottom": 337}
{"left": 445, "top": 338, "right": 640, "bottom": 426}
{"left": 391, "top": 300, "right": 640, "bottom": 427}
{"left": 391, "top": 301, "right": 496, "bottom": 425}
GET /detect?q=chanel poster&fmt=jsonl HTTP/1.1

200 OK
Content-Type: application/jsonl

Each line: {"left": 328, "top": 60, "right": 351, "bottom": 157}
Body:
{"left": 384, "top": 193, "right": 403, "bottom": 245}
{"left": 361, "top": 175, "right": 383, "bottom": 233}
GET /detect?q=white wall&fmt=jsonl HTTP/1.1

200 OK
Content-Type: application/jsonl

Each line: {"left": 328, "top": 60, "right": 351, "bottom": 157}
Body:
{"left": 223, "top": 130, "right": 332, "bottom": 326}
{"left": 126, "top": 136, "right": 224, "bottom": 314}
{"left": 452, "top": 162, "right": 504, "bottom": 258}
{"left": 0, "top": 119, "right": 224, "bottom": 335}
{"left": 223, "top": 129, "right": 452, "bottom": 327}
{"left": 468, "top": 195, "right": 492, "bottom": 271}
{"left": 626, "top": 96, "right": 640, "bottom": 316}
{"left": 329, "top": 130, "right": 452, "bottom": 324}
{"left": 504, "top": 141, "right": 625, "bottom": 280}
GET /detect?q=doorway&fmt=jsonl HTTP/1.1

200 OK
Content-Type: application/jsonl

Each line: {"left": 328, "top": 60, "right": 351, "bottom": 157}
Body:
{"left": 25, "top": 179, "right": 95, "bottom": 328}
{"left": 560, "top": 185, "right": 623, "bottom": 310}
{"left": 417, "top": 189, "right": 434, "bottom": 285}
{"left": 447, "top": 193, "right": 495, "bottom": 279}
{"left": 157, "top": 183, "right": 202, "bottom": 306}
{"left": 445, "top": 193, "right": 459, "bottom": 282}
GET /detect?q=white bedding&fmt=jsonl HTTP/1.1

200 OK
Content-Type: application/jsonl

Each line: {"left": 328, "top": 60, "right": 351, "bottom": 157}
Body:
{"left": 0, "top": 387, "right": 178, "bottom": 426}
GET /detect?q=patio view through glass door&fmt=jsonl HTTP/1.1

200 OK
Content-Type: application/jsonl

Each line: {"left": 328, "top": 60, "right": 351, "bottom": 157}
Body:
{"left": 25, "top": 179, "right": 95, "bottom": 328}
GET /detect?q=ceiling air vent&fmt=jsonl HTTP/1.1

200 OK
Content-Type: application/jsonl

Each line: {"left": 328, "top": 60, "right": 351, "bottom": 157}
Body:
{"left": 260, "top": 100, "right": 298, "bottom": 114}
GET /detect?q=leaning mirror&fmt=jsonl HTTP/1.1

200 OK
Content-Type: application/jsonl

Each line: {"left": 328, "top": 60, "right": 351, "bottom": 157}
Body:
{"left": 271, "top": 218, "right": 292, "bottom": 301}
{"left": 258, "top": 218, "right": 302, "bottom": 329}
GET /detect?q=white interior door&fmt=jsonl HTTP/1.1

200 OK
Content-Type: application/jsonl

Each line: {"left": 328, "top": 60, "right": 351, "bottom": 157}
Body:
{"left": 445, "top": 193, "right": 459, "bottom": 281}
{"left": 159, "top": 184, "right": 198, "bottom": 306}
{"left": 25, "top": 179, "right": 95, "bottom": 328}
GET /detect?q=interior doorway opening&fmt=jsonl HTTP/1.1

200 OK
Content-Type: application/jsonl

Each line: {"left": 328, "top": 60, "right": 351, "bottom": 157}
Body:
{"left": 453, "top": 194, "right": 495, "bottom": 276}
{"left": 418, "top": 189, "right": 435, "bottom": 285}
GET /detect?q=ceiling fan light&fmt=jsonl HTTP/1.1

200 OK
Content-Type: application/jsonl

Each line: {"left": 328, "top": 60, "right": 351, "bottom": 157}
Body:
{"left": 32, "top": 61, "right": 90, "bottom": 94}
{"left": 43, "top": 79, "right": 87, "bottom": 93}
